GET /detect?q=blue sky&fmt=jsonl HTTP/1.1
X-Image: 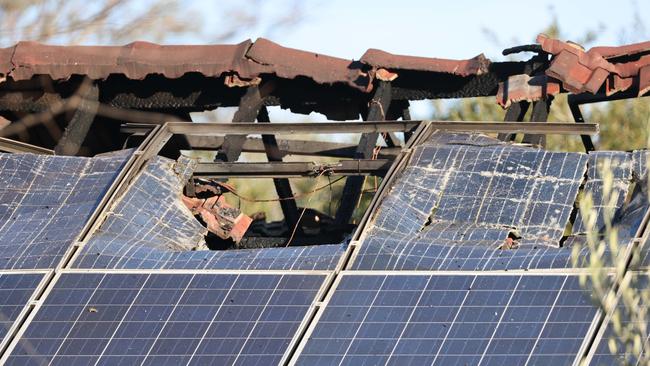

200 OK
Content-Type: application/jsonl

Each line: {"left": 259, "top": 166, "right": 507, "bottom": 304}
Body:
{"left": 192, "top": 0, "right": 648, "bottom": 121}
{"left": 199, "top": 0, "right": 648, "bottom": 61}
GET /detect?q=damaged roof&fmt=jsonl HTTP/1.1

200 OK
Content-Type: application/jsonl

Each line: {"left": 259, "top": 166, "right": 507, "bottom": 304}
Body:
{"left": 1, "top": 34, "right": 650, "bottom": 365}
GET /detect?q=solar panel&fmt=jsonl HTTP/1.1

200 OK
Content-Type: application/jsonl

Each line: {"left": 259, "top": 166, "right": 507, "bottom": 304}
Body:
{"left": 351, "top": 228, "right": 587, "bottom": 271}
{"left": 353, "top": 136, "right": 588, "bottom": 271}
{"left": 0, "top": 151, "right": 131, "bottom": 269}
{"left": 0, "top": 272, "right": 46, "bottom": 351}
{"left": 588, "top": 272, "right": 649, "bottom": 365}
{"left": 573, "top": 151, "right": 632, "bottom": 235}
{"left": 295, "top": 273, "right": 600, "bottom": 366}
{"left": 633, "top": 149, "right": 649, "bottom": 180}
{"left": 371, "top": 142, "right": 587, "bottom": 241}
{"left": 5, "top": 271, "right": 326, "bottom": 365}
{"left": 72, "top": 156, "right": 346, "bottom": 271}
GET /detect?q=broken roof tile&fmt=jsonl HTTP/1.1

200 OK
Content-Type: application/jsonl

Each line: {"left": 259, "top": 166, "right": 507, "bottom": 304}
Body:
{"left": 360, "top": 48, "right": 490, "bottom": 76}
{"left": 246, "top": 38, "right": 369, "bottom": 90}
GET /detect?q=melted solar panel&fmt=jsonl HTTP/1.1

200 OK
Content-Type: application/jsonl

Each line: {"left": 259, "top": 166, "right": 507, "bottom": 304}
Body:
{"left": 0, "top": 151, "right": 131, "bottom": 269}
{"left": 351, "top": 228, "right": 588, "bottom": 271}
{"left": 296, "top": 274, "right": 599, "bottom": 366}
{"left": 353, "top": 134, "right": 588, "bottom": 271}
{"left": 6, "top": 272, "right": 325, "bottom": 365}
{"left": 72, "top": 156, "right": 345, "bottom": 271}
{"left": 633, "top": 149, "right": 649, "bottom": 181}
{"left": 0, "top": 273, "right": 45, "bottom": 350}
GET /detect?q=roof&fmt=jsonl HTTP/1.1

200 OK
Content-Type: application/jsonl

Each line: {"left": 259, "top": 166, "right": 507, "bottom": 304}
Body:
{"left": 0, "top": 37, "right": 492, "bottom": 92}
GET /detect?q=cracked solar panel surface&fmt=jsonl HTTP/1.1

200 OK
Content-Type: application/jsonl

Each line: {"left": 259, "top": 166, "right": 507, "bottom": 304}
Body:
{"left": 6, "top": 272, "right": 325, "bottom": 366}
{"left": 0, "top": 273, "right": 44, "bottom": 348}
{"left": 72, "top": 156, "right": 345, "bottom": 271}
{"left": 352, "top": 228, "right": 589, "bottom": 271}
{"left": 296, "top": 274, "right": 599, "bottom": 366}
{"left": 573, "top": 151, "right": 632, "bottom": 235}
{"left": 353, "top": 134, "right": 588, "bottom": 271}
{"left": 0, "top": 151, "right": 131, "bottom": 269}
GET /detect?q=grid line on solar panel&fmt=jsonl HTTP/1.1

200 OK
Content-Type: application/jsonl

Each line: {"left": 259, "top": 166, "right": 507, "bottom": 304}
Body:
{"left": 71, "top": 156, "right": 346, "bottom": 271}
{"left": 2, "top": 270, "right": 328, "bottom": 366}
{"left": 0, "top": 271, "right": 48, "bottom": 354}
{"left": 350, "top": 133, "right": 597, "bottom": 271}
{"left": 291, "top": 272, "right": 602, "bottom": 366}
{"left": 587, "top": 271, "right": 650, "bottom": 366}
{"left": 573, "top": 151, "right": 633, "bottom": 235}
{"left": 0, "top": 151, "right": 131, "bottom": 269}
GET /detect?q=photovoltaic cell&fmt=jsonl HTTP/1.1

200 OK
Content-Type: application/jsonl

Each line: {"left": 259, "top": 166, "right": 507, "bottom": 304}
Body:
{"left": 351, "top": 228, "right": 590, "bottom": 271}
{"left": 6, "top": 272, "right": 326, "bottom": 366}
{"left": 72, "top": 156, "right": 345, "bottom": 271}
{"left": 353, "top": 133, "right": 588, "bottom": 271}
{"left": 0, "top": 273, "right": 44, "bottom": 348}
{"left": 371, "top": 140, "right": 587, "bottom": 243}
{"left": 573, "top": 151, "right": 632, "bottom": 235}
{"left": 296, "top": 274, "right": 600, "bottom": 366}
{"left": 0, "top": 151, "right": 131, "bottom": 269}
{"left": 589, "top": 273, "right": 649, "bottom": 365}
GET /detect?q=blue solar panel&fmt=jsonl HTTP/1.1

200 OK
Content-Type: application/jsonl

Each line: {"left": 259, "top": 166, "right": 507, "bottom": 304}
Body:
{"left": 295, "top": 274, "right": 600, "bottom": 366}
{"left": 72, "top": 156, "right": 345, "bottom": 271}
{"left": 589, "top": 272, "right": 649, "bottom": 365}
{"left": 351, "top": 228, "right": 592, "bottom": 271}
{"left": 0, "top": 151, "right": 131, "bottom": 269}
{"left": 352, "top": 134, "right": 588, "bottom": 271}
{"left": 573, "top": 151, "right": 632, "bottom": 235}
{"left": 5, "top": 272, "right": 325, "bottom": 365}
{"left": 0, "top": 272, "right": 45, "bottom": 350}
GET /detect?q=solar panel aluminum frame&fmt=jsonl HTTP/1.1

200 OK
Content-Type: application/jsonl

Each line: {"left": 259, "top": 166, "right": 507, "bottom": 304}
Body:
{"left": 0, "top": 270, "right": 53, "bottom": 356}
{"left": 0, "top": 137, "right": 54, "bottom": 155}
{"left": 0, "top": 269, "right": 334, "bottom": 366}
{"left": 287, "top": 270, "right": 612, "bottom": 366}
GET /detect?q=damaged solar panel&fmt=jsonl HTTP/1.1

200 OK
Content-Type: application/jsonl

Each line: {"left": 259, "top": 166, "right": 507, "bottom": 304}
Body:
{"left": 0, "top": 151, "right": 131, "bottom": 269}
{"left": 73, "top": 155, "right": 346, "bottom": 271}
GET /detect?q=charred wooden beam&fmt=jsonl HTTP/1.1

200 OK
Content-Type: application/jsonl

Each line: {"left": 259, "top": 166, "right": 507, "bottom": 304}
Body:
{"left": 54, "top": 82, "right": 99, "bottom": 155}
{"left": 497, "top": 101, "right": 530, "bottom": 141}
{"left": 257, "top": 106, "right": 301, "bottom": 234}
{"left": 568, "top": 101, "right": 596, "bottom": 152}
{"left": 522, "top": 96, "right": 553, "bottom": 146}
{"left": 335, "top": 80, "right": 392, "bottom": 225}
{"left": 216, "top": 83, "right": 273, "bottom": 162}
{"left": 192, "top": 159, "right": 391, "bottom": 178}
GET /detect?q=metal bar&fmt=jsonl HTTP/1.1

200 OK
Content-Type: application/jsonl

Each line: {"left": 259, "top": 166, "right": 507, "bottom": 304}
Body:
{"left": 0, "top": 137, "right": 54, "bottom": 154}
{"left": 54, "top": 82, "right": 99, "bottom": 156}
{"left": 257, "top": 106, "right": 301, "bottom": 234}
{"left": 166, "top": 121, "right": 598, "bottom": 136}
{"left": 192, "top": 159, "right": 391, "bottom": 178}
{"left": 336, "top": 80, "right": 392, "bottom": 225}
{"left": 182, "top": 135, "right": 402, "bottom": 158}
{"left": 497, "top": 101, "right": 530, "bottom": 141}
